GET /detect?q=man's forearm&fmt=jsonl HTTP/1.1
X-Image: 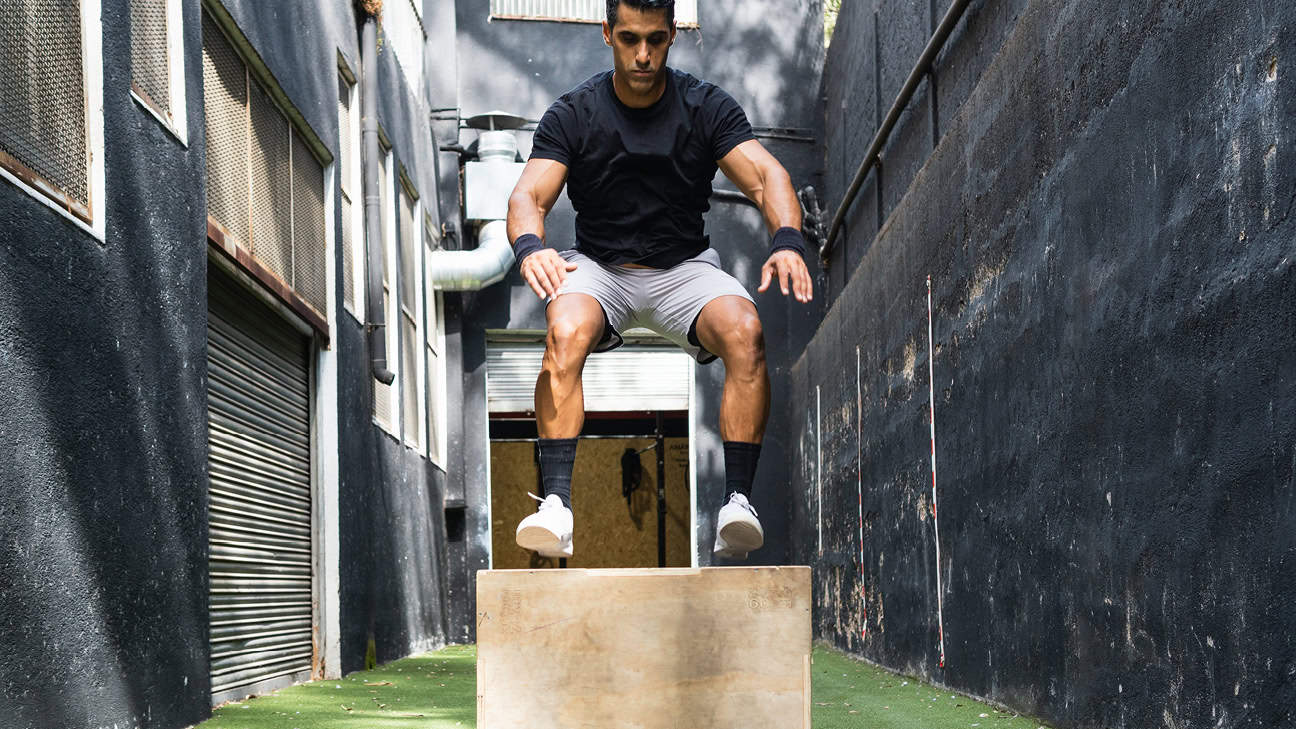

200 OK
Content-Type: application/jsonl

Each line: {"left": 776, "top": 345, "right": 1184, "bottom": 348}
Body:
{"left": 507, "top": 190, "right": 548, "bottom": 244}
{"left": 759, "top": 166, "right": 802, "bottom": 235}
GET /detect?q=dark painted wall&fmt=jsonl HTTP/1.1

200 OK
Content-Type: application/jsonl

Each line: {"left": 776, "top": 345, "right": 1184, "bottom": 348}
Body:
{"left": 798, "top": 0, "right": 1295, "bottom": 727}
{"left": 444, "top": 1, "right": 826, "bottom": 593}
{"left": 0, "top": 1, "right": 210, "bottom": 727}
{"left": 2, "top": 1, "right": 459, "bottom": 727}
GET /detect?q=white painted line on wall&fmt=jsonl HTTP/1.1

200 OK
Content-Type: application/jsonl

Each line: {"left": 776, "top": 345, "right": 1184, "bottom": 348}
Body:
{"left": 816, "top": 385, "right": 822, "bottom": 557}
{"left": 857, "top": 345, "right": 866, "bottom": 641}
{"left": 927, "top": 275, "right": 946, "bottom": 668}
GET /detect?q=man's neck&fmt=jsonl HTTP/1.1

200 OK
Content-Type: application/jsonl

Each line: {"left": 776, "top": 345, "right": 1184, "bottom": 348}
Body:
{"left": 612, "top": 69, "right": 669, "bottom": 108}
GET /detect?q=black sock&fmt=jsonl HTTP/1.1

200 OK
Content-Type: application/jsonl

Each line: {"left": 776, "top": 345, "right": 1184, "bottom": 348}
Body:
{"left": 723, "top": 441, "right": 761, "bottom": 500}
{"left": 537, "top": 438, "right": 577, "bottom": 509}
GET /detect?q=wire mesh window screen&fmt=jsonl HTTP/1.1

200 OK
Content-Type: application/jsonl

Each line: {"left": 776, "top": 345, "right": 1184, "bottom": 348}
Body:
{"left": 203, "top": 13, "right": 250, "bottom": 244}
{"left": 0, "top": 0, "right": 90, "bottom": 218}
{"left": 249, "top": 82, "right": 292, "bottom": 282}
{"left": 489, "top": 0, "right": 697, "bottom": 24}
{"left": 337, "top": 74, "right": 360, "bottom": 315}
{"left": 424, "top": 243, "right": 444, "bottom": 464}
{"left": 398, "top": 179, "right": 418, "bottom": 314}
{"left": 130, "top": 0, "right": 170, "bottom": 115}
{"left": 291, "top": 133, "right": 326, "bottom": 312}
{"left": 203, "top": 11, "right": 328, "bottom": 315}
{"left": 401, "top": 316, "right": 421, "bottom": 450}
{"left": 372, "top": 147, "right": 395, "bottom": 431}
{"left": 398, "top": 179, "right": 421, "bottom": 449}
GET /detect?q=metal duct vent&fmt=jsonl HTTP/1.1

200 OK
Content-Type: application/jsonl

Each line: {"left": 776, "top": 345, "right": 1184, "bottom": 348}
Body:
{"left": 0, "top": 0, "right": 90, "bottom": 219}
{"left": 203, "top": 11, "right": 328, "bottom": 315}
{"left": 130, "top": 0, "right": 170, "bottom": 114}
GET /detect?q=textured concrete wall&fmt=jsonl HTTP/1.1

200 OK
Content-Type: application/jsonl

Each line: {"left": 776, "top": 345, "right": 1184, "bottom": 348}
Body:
{"left": 1, "top": 1, "right": 457, "bottom": 726}
{"left": 0, "top": 1, "right": 210, "bottom": 727}
{"left": 798, "top": 0, "right": 1295, "bottom": 727}
{"left": 448, "top": 0, "right": 826, "bottom": 589}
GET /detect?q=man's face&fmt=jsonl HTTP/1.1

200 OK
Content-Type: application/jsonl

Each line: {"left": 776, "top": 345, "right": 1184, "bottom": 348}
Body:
{"left": 603, "top": 3, "right": 675, "bottom": 95}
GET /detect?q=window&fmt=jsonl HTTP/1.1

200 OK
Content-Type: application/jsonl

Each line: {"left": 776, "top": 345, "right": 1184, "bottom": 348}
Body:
{"left": 337, "top": 64, "right": 363, "bottom": 318}
{"left": 130, "top": 0, "right": 187, "bottom": 142}
{"left": 0, "top": 0, "right": 106, "bottom": 238}
{"left": 203, "top": 10, "right": 328, "bottom": 315}
{"left": 382, "top": 0, "right": 424, "bottom": 91}
{"left": 373, "top": 140, "right": 397, "bottom": 434}
{"left": 489, "top": 0, "right": 698, "bottom": 25}
{"left": 398, "top": 171, "right": 423, "bottom": 451}
{"left": 424, "top": 211, "right": 447, "bottom": 466}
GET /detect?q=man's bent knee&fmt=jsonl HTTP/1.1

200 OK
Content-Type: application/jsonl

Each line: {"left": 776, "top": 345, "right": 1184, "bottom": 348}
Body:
{"left": 714, "top": 312, "right": 764, "bottom": 365}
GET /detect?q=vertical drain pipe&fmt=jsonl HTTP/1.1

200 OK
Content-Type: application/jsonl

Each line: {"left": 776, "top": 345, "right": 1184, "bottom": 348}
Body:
{"left": 361, "top": 8, "right": 394, "bottom": 386}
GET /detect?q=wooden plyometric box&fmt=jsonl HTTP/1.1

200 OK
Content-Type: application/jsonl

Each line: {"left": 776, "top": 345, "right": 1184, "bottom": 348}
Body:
{"left": 477, "top": 567, "right": 812, "bottom": 729}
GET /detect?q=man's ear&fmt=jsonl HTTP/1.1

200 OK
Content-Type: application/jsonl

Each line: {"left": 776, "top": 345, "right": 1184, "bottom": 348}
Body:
{"left": 602, "top": 20, "right": 612, "bottom": 46}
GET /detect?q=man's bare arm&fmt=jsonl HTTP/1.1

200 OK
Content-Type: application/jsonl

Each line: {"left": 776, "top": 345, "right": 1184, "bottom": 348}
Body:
{"left": 507, "top": 158, "right": 576, "bottom": 299}
{"left": 717, "top": 140, "right": 813, "bottom": 303}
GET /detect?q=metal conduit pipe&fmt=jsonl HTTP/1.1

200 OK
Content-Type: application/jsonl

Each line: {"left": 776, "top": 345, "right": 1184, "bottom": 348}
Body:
{"left": 428, "top": 220, "right": 516, "bottom": 291}
{"left": 819, "top": 0, "right": 974, "bottom": 265}
{"left": 361, "top": 14, "right": 394, "bottom": 385}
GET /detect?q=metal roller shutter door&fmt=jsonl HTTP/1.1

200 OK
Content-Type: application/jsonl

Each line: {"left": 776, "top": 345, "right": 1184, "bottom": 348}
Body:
{"left": 487, "top": 343, "right": 691, "bottom": 413}
{"left": 206, "top": 272, "right": 314, "bottom": 703}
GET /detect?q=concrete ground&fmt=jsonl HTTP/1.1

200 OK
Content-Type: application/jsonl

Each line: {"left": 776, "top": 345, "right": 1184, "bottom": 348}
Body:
{"left": 196, "top": 644, "right": 1052, "bottom": 728}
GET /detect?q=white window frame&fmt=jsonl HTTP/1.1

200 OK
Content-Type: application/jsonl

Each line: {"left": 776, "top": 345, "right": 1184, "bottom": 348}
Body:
{"left": 129, "top": 0, "right": 188, "bottom": 145}
{"left": 424, "top": 222, "right": 447, "bottom": 467}
{"left": 337, "top": 58, "right": 363, "bottom": 320}
{"left": 0, "top": 0, "right": 107, "bottom": 241}
{"left": 397, "top": 169, "right": 425, "bottom": 452}
{"left": 373, "top": 139, "right": 400, "bottom": 436}
{"left": 488, "top": 0, "right": 698, "bottom": 26}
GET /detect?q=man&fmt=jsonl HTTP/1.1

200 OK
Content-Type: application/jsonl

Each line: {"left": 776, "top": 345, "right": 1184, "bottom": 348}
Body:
{"left": 506, "top": 0, "right": 813, "bottom": 561}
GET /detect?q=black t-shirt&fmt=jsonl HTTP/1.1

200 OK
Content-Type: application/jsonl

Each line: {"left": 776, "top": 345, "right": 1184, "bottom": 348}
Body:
{"left": 529, "top": 68, "right": 756, "bottom": 268}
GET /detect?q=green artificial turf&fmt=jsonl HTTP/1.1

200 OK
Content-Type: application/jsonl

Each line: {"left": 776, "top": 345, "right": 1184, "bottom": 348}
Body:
{"left": 198, "top": 643, "right": 1051, "bottom": 728}
{"left": 200, "top": 644, "right": 477, "bottom": 729}
{"left": 810, "top": 644, "right": 1051, "bottom": 729}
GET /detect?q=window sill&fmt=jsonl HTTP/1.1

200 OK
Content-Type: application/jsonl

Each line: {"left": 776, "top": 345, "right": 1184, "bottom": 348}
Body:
{"left": 131, "top": 88, "right": 188, "bottom": 146}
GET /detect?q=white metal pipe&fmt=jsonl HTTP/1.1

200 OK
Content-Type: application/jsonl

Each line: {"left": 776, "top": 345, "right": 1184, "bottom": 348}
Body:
{"left": 428, "top": 220, "right": 516, "bottom": 291}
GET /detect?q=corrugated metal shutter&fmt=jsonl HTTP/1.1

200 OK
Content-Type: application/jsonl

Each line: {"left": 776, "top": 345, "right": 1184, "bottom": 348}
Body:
{"left": 487, "top": 342, "right": 690, "bottom": 413}
{"left": 206, "top": 272, "right": 314, "bottom": 703}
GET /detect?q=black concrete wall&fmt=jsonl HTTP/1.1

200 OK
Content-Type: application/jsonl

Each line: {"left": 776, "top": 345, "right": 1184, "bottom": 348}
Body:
{"left": 2, "top": 1, "right": 458, "bottom": 727}
{"left": 0, "top": 1, "right": 210, "bottom": 727}
{"left": 444, "top": 0, "right": 826, "bottom": 599}
{"left": 797, "top": 0, "right": 1295, "bottom": 727}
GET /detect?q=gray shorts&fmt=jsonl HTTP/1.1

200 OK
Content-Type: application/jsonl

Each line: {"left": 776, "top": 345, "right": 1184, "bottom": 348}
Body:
{"left": 547, "top": 248, "right": 755, "bottom": 364}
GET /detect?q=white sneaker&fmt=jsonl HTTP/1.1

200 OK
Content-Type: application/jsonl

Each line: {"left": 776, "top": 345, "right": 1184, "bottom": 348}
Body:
{"left": 713, "top": 492, "right": 764, "bottom": 559}
{"left": 515, "top": 493, "right": 574, "bottom": 558}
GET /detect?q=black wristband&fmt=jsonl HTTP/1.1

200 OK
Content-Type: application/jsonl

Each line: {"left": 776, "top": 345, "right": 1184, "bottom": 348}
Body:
{"left": 512, "top": 233, "right": 544, "bottom": 266}
{"left": 770, "top": 226, "right": 806, "bottom": 258}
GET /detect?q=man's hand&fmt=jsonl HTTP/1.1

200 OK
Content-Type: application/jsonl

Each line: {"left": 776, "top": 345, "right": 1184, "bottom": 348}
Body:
{"left": 521, "top": 248, "right": 578, "bottom": 300}
{"left": 758, "top": 250, "right": 813, "bottom": 303}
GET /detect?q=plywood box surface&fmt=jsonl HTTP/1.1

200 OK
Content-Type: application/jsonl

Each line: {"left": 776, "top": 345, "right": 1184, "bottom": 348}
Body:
{"left": 477, "top": 567, "right": 811, "bottom": 729}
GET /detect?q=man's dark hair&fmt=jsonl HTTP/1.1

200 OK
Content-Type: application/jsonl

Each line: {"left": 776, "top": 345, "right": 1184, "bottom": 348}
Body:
{"left": 606, "top": 0, "right": 675, "bottom": 28}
